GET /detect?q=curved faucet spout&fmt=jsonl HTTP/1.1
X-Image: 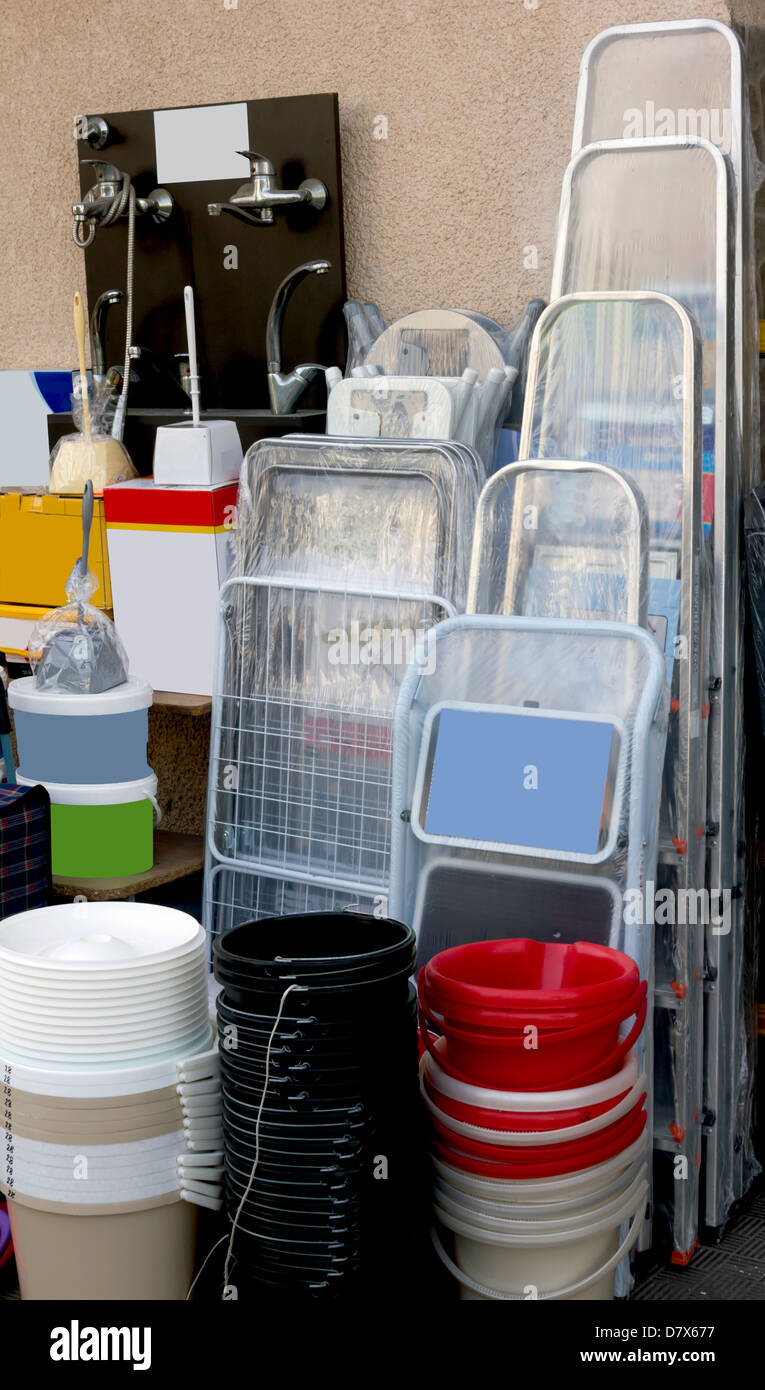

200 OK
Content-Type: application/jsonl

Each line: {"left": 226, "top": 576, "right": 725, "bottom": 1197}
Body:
{"left": 90, "top": 288, "right": 124, "bottom": 384}
{"left": 266, "top": 259, "right": 332, "bottom": 373}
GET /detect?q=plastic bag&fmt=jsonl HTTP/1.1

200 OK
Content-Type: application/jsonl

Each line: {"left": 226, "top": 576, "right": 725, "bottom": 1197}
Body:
{"left": 28, "top": 562, "right": 128, "bottom": 694}
{"left": 48, "top": 378, "right": 137, "bottom": 496}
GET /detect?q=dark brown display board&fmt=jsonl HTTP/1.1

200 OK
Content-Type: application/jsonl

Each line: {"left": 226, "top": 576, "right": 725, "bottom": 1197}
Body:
{"left": 75, "top": 94, "right": 346, "bottom": 412}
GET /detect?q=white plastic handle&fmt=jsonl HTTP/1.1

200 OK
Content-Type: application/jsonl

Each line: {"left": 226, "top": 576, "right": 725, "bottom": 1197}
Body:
{"left": 176, "top": 1049, "right": 220, "bottom": 1083}
{"left": 420, "top": 1068, "right": 647, "bottom": 1146}
{"left": 177, "top": 1149, "right": 223, "bottom": 1168}
{"left": 180, "top": 1106, "right": 221, "bottom": 1125}
{"left": 182, "top": 1114, "right": 222, "bottom": 1133}
{"left": 177, "top": 1165, "right": 224, "bottom": 1183}
{"left": 433, "top": 1170, "right": 647, "bottom": 1238}
{"left": 430, "top": 1184, "right": 647, "bottom": 1300}
{"left": 424, "top": 1047, "right": 639, "bottom": 1113}
{"left": 184, "top": 1130, "right": 223, "bottom": 1149}
{"left": 432, "top": 1132, "right": 650, "bottom": 1200}
{"left": 178, "top": 1176, "right": 223, "bottom": 1199}
{"left": 434, "top": 1160, "right": 648, "bottom": 1222}
{"left": 434, "top": 1178, "right": 648, "bottom": 1249}
{"left": 177, "top": 1075, "right": 220, "bottom": 1097}
{"left": 180, "top": 1187, "right": 222, "bottom": 1211}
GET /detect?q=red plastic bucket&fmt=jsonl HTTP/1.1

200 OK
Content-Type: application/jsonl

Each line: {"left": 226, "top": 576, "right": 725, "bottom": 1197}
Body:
{"left": 424, "top": 939, "right": 640, "bottom": 1012}
{"left": 420, "top": 978, "right": 646, "bottom": 1037}
{"left": 432, "top": 1107, "right": 648, "bottom": 1180}
{"left": 419, "top": 976, "right": 647, "bottom": 1089}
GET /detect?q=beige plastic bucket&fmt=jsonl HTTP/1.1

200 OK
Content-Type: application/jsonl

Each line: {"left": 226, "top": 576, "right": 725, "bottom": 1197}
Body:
{"left": 9, "top": 1196, "right": 198, "bottom": 1300}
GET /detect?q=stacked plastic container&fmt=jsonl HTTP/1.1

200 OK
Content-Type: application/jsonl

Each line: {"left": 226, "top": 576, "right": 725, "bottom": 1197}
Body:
{"left": 213, "top": 912, "right": 425, "bottom": 1301}
{"left": 0, "top": 903, "right": 222, "bottom": 1299}
{"left": 419, "top": 940, "right": 649, "bottom": 1300}
{"left": 9, "top": 677, "right": 158, "bottom": 879}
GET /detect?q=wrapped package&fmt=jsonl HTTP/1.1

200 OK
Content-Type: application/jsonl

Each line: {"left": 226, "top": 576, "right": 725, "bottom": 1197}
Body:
{"left": 326, "top": 369, "right": 517, "bottom": 476}
{"left": 553, "top": 15, "right": 763, "bottom": 1241}
{"left": 48, "top": 377, "right": 137, "bottom": 496}
{"left": 204, "top": 435, "right": 479, "bottom": 942}
{"left": 469, "top": 459, "right": 649, "bottom": 627}
{"left": 389, "top": 614, "right": 668, "bottom": 987}
{"left": 343, "top": 299, "right": 546, "bottom": 432}
{"left": 517, "top": 290, "right": 710, "bottom": 1260}
{"left": 28, "top": 563, "right": 128, "bottom": 695}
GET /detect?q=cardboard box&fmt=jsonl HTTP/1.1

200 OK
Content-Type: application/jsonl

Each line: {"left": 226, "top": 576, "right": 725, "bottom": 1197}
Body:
{"left": 103, "top": 479, "right": 237, "bottom": 696}
{"left": 0, "top": 492, "right": 112, "bottom": 609}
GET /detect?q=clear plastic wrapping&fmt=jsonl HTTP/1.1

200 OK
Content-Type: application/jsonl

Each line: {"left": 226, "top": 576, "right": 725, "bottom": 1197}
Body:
{"left": 518, "top": 296, "right": 710, "bottom": 1260}
{"left": 325, "top": 371, "right": 516, "bottom": 474}
{"left": 28, "top": 564, "right": 128, "bottom": 695}
{"left": 48, "top": 380, "right": 137, "bottom": 497}
{"left": 235, "top": 435, "right": 480, "bottom": 603}
{"left": 468, "top": 460, "right": 649, "bottom": 627}
{"left": 519, "top": 295, "right": 708, "bottom": 892}
{"left": 203, "top": 436, "right": 480, "bottom": 944}
{"left": 342, "top": 300, "right": 547, "bottom": 446}
{"left": 389, "top": 615, "right": 668, "bottom": 988}
{"left": 349, "top": 308, "right": 508, "bottom": 378}
{"left": 563, "top": 16, "right": 763, "bottom": 1238}
{"left": 389, "top": 615, "right": 667, "bottom": 1275}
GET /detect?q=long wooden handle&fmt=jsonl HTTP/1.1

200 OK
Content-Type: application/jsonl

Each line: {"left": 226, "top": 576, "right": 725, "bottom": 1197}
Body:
{"left": 73, "top": 290, "right": 92, "bottom": 436}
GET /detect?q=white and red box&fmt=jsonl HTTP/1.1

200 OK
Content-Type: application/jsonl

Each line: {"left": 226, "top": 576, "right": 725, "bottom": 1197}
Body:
{"left": 103, "top": 479, "right": 237, "bottom": 696}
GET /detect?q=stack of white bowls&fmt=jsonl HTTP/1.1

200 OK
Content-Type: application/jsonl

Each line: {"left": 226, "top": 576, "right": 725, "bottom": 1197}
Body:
{"left": 0, "top": 902, "right": 222, "bottom": 1300}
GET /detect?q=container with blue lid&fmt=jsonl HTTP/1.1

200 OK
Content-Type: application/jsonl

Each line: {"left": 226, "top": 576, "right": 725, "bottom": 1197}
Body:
{"left": 9, "top": 677, "right": 152, "bottom": 786}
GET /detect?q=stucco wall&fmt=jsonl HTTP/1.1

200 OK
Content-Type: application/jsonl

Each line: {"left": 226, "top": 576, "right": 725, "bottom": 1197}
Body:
{"left": 0, "top": 0, "right": 748, "bottom": 371}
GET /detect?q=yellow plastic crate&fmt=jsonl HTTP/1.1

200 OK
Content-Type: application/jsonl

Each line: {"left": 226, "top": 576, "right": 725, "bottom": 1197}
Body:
{"left": 0, "top": 492, "right": 112, "bottom": 609}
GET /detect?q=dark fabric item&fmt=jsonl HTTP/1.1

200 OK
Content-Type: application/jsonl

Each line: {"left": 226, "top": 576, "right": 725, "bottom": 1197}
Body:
{"left": 0, "top": 783, "right": 53, "bottom": 920}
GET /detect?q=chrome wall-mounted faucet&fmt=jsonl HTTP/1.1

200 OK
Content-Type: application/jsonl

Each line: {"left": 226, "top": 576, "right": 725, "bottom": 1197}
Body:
{"left": 207, "top": 152, "right": 327, "bottom": 227}
{"left": 266, "top": 258, "right": 332, "bottom": 414}
{"left": 73, "top": 161, "right": 173, "bottom": 246}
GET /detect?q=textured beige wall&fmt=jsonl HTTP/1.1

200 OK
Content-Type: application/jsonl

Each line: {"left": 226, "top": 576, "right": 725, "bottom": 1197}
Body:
{"left": 0, "top": 0, "right": 744, "bottom": 371}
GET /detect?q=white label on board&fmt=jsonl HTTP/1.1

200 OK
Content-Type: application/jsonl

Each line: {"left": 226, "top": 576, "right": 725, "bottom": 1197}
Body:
{"left": 153, "top": 104, "right": 250, "bottom": 184}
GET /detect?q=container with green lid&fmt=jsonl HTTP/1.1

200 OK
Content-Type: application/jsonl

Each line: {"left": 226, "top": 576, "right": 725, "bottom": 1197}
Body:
{"left": 17, "top": 773, "right": 159, "bottom": 879}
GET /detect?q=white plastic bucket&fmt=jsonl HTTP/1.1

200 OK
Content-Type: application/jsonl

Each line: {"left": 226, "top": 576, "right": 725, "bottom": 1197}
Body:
{"left": 434, "top": 1159, "right": 647, "bottom": 1221}
{"left": 434, "top": 1176, "right": 648, "bottom": 1300}
{"left": 0, "top": 1045, "right": 219, "bottom": 1099}
{"left": 9, "top": 1196, "right": 198, "bottom": 1301}
{"left": 434, "top": 1169, "right": 646, "bottom": 1235}
{"left": 432, "top": 1132, "right": 649, "bottom": 1204}
{"left": 16, "top": 774, "right": 160, "bottom": 879}
{"left": 10, "top": 676, "right": 152, "bottom": 787}
{"left": 0, "top": 903, "right": 199, "bottom": 972}
{"left": 0, "top": 1024, "right": 215, "bottom": 1071}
